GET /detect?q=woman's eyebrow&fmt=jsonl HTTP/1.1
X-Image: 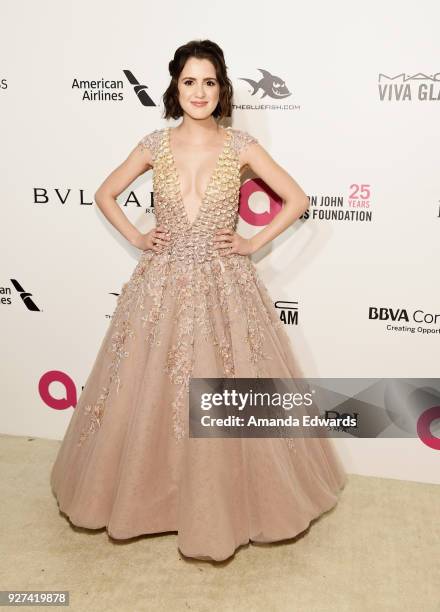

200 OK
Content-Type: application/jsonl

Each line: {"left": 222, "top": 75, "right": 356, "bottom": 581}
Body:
{"left": 180, "top": 76, "right": 218, "bottom": 80}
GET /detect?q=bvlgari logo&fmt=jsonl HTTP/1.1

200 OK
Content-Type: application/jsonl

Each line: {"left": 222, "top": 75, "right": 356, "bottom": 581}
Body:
{"left": 378, "top": 72, "right": 440, "bottom": 102}
{"left": 32, "top": 187, "right": 155, "bottom": 213}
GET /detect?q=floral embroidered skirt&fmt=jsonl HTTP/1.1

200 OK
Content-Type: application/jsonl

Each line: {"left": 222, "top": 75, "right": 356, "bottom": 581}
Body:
{"left": 50, "top": 249, "right": 347, "bottom": 562}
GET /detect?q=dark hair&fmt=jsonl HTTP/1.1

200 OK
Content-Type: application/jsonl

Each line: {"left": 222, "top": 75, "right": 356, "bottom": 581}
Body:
{"left": 163, "top": 39, "right": 233, "bottom": 121}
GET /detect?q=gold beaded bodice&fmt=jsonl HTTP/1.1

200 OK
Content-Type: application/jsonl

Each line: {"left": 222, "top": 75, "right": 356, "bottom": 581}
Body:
{"left": 138, "top": 126, "right": 258, "bottom": 264}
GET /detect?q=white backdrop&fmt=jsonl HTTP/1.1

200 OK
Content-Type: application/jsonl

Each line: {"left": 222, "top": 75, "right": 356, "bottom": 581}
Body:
{"left": 2, "top": 0, "right": 439, "bottom": 484}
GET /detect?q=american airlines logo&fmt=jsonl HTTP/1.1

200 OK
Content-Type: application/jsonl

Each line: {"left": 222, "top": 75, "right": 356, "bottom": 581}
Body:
{"left": 6, "top": 279, "right": 40, "bottom": 311}
{"left": 123, "top": 70, "right": 156, "bottom": 106}
{"left": 71, "top": 70, "right": 158, "bottom": 105}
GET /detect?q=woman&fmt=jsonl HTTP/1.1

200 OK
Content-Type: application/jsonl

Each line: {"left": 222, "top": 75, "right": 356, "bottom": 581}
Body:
{"left": 50, "top": 39, "right": 347, "bottom": 562}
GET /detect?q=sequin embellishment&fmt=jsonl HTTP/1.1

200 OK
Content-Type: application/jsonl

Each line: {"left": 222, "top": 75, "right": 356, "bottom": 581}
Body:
{"left": 78, "top": 127, "right": 297, "bottom": 452}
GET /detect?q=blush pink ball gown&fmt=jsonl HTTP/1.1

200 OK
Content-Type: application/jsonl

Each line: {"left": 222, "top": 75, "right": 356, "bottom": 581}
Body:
{"left": 50, "top": 126, "right": 347, "bottom": 561}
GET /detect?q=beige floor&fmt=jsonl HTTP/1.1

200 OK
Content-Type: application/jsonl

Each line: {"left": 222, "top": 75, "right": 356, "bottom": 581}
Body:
{"left": 1, "top": 433, "right": 439, "bottom": 612}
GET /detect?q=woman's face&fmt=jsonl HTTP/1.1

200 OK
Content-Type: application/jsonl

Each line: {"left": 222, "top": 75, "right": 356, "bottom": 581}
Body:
{"left": 176, "top": 57, "right": 220, "bottom": 120}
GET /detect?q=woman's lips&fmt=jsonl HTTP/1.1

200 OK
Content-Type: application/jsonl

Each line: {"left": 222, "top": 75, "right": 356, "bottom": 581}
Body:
{"left": 191, "top": 101, "right": 208, "bottom": 106}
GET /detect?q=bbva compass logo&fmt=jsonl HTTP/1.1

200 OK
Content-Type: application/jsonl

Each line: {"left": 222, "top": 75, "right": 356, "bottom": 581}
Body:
{"left": 369, "top": 306, "right": 440, "bottom": 336}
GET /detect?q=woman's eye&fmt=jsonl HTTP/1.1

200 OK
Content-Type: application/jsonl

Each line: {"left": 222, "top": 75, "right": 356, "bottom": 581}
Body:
{"left": 182, "top": 80, "right": 216, "bottom": 86}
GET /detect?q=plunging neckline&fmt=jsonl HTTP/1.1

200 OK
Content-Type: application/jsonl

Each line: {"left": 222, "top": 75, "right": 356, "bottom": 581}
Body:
{"left": 166, "top": 126, "right": 231, "bottom": 230}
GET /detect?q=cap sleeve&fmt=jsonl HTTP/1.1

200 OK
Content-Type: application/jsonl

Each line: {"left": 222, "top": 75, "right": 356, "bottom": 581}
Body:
{"left": 232, "top": 128, "right": 259, "bottom": 156}
{"left": 137, "top": 128, "right": 162, "bottom": 165}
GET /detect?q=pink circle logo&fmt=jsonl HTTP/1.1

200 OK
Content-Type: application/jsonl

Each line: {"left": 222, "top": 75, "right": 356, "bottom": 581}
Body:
{"left": 239, "top": 178, "right": 283, "bottom": 226}
{"left": 417, "top": 405, "right": 440, "bottom": 450}
{"left": 39, "top": 370, "right": 77, "bottom": 410}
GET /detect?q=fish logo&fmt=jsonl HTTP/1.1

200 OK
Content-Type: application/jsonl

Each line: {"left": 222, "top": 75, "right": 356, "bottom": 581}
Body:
{"left": 239, "top": 68, "right": 291, "bottom": 99}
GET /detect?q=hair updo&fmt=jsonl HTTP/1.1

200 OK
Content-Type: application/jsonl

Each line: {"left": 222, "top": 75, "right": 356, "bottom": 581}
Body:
{"left": 162, "top": 39, "right": 233, "bottom": 121}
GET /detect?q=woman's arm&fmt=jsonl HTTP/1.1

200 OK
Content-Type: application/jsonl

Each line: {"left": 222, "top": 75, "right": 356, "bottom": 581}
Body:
{"left": 94, "top": 143, "right": 154, "bottom": 247}
{"left": 241, "top": 143, "right": 309, "bottom": 254}
{"left": 214, "top": 140, "right": 310, "bottom": 257}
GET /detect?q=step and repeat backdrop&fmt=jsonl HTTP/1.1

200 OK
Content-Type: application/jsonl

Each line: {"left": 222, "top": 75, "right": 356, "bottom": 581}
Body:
{"left": 2, "top": 1, "right": 439, "bottom": 483}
